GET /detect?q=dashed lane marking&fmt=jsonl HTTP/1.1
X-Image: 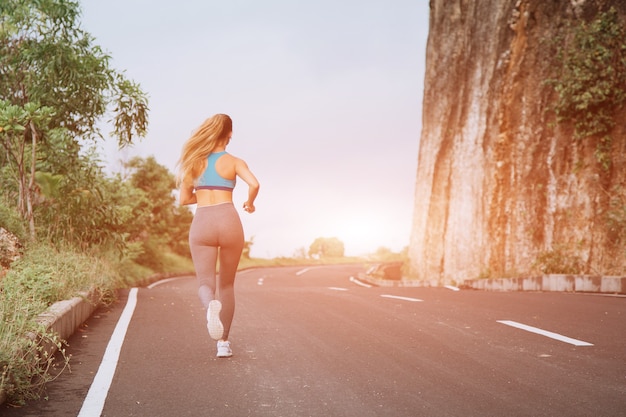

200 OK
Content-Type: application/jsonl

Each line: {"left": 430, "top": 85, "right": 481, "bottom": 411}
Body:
{"left": 295, "top": 267, "right": 311, "bottom": 276}
{"left": 328, "top": 287, "right": 348, "bottom": 291}
{"left": 497, "top": 320, "right": 594, "bottom": 347}
{"left": 444, "top": 285, "right": 460, "bottom": 291}
{"left": 380, "top": 294, "right": 423, "bottom": 302}
{"left": 78, "top": 287, "right": 139, "bottom": 417}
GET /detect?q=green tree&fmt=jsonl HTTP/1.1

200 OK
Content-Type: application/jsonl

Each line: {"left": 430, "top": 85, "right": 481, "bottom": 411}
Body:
{"left": 309, "top": 237, "right": 345, "bottom": 258}
{"left": 124, "top": 156, "right": 176, "bottom": 237}
{"left": 242, "top": 236, "right": 254, "bottom": 259}
{"left": 0, "top": 0, "right": 149, "bottom": 239}
{"left": 123, "top": 156, "right": 193, "bottom": 264}
{"left": 0, "top": 102, "right": 57, "bottom": 236}
{"left": 34, "top": 150, "right": 134, "bottom": 251}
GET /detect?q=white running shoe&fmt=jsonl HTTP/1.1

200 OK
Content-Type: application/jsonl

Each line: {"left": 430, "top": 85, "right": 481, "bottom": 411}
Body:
{"left": 216, "top": 340, "right": 232, "bottom": 358}
{"left": 206, "top": 300, "right": 224, "bottom": 341}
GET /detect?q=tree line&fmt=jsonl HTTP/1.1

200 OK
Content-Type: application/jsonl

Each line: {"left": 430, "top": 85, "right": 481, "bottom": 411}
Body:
{"left": 0, "top": 0, "right": 195, "bottom": 272}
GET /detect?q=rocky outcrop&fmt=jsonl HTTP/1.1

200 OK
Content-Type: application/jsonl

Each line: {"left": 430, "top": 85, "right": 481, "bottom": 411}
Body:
{"left": 409, "top": 0, "right": 626, "bottom": 283}
{"left": 0, "top": 227, "right": 22, "bottom": 275}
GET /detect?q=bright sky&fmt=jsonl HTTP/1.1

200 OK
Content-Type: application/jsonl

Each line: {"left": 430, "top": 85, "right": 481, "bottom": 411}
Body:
{"left": 80, "top": 0, "right": 429, "bottom": 258}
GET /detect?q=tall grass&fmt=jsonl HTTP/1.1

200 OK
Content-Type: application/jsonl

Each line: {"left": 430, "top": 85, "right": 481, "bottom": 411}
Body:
{"left": 0, "top": 242, "right": 122, "bottom": 404}
{"left": 0, "top": 289, "right": 67, "bottom": 404}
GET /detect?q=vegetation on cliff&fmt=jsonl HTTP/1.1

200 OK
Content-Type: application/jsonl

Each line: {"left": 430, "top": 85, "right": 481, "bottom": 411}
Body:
{"left": 549, "top": 7, "right": 626, "bottom": 170}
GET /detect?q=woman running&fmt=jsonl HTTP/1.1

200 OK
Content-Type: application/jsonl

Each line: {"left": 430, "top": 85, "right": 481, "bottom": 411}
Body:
{"left": 177, "top": 113, "right": 260, "bottom": 358}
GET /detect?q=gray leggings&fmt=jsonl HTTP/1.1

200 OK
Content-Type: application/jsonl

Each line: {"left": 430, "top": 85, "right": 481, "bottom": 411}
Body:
{"left": 189, "top": 203, "right": 244, "bottom": 340}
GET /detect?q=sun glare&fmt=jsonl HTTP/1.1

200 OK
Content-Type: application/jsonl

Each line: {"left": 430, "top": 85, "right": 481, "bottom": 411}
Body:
{"left": 331, "top": 212, "right": 390, "bottom": 255}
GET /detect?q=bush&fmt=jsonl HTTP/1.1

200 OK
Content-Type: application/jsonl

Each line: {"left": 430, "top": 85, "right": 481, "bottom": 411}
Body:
{"left": 2, "top": 244, "right": 112, "bottom": 305}
{"left": 533, "top": 245, "right": 583, "bottom": 274}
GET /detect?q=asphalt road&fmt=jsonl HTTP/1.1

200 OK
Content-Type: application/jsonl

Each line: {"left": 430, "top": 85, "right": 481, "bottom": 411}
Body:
{"left": 3, "top": 264, "right": 625, "bottom": 417}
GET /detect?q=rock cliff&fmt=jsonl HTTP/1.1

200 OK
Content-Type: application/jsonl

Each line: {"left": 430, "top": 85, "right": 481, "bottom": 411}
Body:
{"left": 0, "top": 227, "right": 22, "bottom": 277}
{"left": 409, "top": 0, "right": 626, "bottom": 282}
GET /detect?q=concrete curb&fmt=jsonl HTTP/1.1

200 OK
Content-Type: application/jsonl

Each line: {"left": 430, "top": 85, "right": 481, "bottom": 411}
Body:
{"left": 463, "top": 274, "right": 626, "bottom": 294}
{"left": 35, "top": 291, "right": 100, "bottom": 344}
{"left": 358, "top": 273, "right": 626, "bottom": 295}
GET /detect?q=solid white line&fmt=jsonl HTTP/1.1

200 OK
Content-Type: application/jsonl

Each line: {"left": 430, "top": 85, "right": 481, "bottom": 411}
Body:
{"left": 349, "top": 276, "right": 372, "bottom": 288}
{"left": 328, "top": 287, "right": 348, "bottom": 291}
{"left": 497, "top": 320, "right": 594, "bottom": 347}
{"left": 78, "top": 288, "right": 139, "bottom": 417}
{"left": 380, "top": 294, "right": 423, "bottom": 302}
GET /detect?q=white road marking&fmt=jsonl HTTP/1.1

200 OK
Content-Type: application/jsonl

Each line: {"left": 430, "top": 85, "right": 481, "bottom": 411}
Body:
{"left": 380, "top": 294, "right": 423, "bottom": 302}
{"left": 257, "top": 277, "right": 265, "bottom": 286}
{"left": 147, "top": 276, "right": 186, "bottom": 289}
{"left": 295, "top": 267, "right": 311, "bottom": 276}
{"left": 328, "top": 287, "right": 348, "bottom": 291}
{"left": 78, "top": 287, "right": 139, "bottom": 417}
{"left": 349, "top": 276, "right": 372, "bottom": 288}
{"left": 497, "top": 320, "right": 594, "bottom": 347}
{"left": 444, "top": 285, "right": 460, "bottom": 291}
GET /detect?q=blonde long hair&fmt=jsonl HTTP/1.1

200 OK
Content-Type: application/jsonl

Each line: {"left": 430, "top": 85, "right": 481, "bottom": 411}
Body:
{"left": 176, "top": 114, "right": 232, "bottom": 187}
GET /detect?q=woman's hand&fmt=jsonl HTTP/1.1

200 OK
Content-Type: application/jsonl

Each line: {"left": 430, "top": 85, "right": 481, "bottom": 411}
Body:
{"left": 243, "top": 202, "right": 255, "bottom": 213}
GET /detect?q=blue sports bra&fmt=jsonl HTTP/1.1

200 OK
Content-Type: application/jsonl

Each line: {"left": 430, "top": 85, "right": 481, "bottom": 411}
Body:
{"left": 195, "top": 151, "right": 236, "bottom": 191}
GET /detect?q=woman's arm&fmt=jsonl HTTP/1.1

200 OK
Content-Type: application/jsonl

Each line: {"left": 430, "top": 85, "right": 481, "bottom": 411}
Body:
{"left": 179, "top": 176, "right": 197, "bottom": 205}
{"left": 235, "top": 158, "right": 260, "bottom": 213}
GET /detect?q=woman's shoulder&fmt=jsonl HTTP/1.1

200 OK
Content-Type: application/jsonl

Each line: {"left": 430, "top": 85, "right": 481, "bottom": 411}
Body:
{"left": 224, "top": 152, "right": 245, "bottom": 164}
{"left": 212, "top": 151, "right": 237, "bottom": 163}
{"left": 216, "top": 152, "right": 242, "bottom": 173}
